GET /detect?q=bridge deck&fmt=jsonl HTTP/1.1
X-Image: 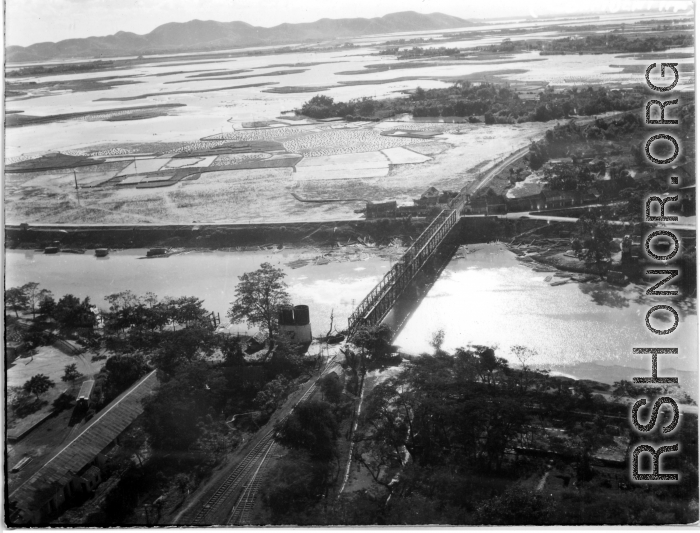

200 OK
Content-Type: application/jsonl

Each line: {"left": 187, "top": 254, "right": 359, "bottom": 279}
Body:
{"left": 348, "top": 191, "right": 468, "bottom": 336}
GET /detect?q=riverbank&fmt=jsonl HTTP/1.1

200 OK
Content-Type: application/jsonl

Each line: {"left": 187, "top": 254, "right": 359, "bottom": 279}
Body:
{"left": 5, "top": 219, "right": 428, "bottom": 251}
{"left": 6, "top": 216, "right": 555, "bottom": 251}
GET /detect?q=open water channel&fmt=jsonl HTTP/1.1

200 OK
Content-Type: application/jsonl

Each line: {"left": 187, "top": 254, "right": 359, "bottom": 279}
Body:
{"left": 6, "top": 244, "right": 697, "bottom": 389}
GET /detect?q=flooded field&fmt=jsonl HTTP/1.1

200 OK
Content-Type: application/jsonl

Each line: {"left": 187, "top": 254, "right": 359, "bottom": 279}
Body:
{"left": 4, "top": 12, "right": 694, "bottom": 225}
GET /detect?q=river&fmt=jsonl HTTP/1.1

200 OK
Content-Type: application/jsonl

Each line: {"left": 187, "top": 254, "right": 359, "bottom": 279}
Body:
{"left": 5, "top": 248, "right": 392, "bottom": 338}
{"left": 392, "top": 243, "right": 697, "bottom": 386}
{"left": 6, "top": 244, "right": 697, "bottom": 391}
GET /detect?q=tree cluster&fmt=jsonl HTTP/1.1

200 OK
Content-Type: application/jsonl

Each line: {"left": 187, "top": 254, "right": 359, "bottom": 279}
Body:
{"left": 283, "top": 343, "right": 697, "bottom": 525}
{"left": 298, "top": 83, "right": 644, "bottom": 123}
{"left": 528, "top": 112, "right": 644, "bottom": 170}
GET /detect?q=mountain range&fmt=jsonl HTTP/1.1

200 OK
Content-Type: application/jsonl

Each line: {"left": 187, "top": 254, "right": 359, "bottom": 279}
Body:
{"left": 7, "top": 11, "right": 477, "bottom": 63}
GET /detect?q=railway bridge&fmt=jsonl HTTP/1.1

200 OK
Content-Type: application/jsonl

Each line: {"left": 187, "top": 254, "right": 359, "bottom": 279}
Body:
{"left": 347, "top": 192, "right": 468, "bottom": 337}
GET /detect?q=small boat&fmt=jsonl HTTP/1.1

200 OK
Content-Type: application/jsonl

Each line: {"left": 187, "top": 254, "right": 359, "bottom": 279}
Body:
{"left": 550, "top": 280, "right": 568, "bottom": 287}
{"left": 146, "top": 248, "right": 168, "bottom": 257}
{"left": 327, "top": 334, "right": 345, "bottom": 345}
{"left": 606, "top": 270, "right": 628, "bottom": 286}
{"left": 44, "top": 246, "right": 59, "bottom": 254}
{"left": 95, "top": 248, "right": 109, "bottom": 257}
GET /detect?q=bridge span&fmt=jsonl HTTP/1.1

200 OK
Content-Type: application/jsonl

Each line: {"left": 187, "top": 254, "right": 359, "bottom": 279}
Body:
{"left": 347, "top": 193, "right": 468, "bottom": 337}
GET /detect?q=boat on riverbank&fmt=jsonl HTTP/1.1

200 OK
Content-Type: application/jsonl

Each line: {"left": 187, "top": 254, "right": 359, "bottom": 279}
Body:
{"left": 146, "top": 247, "right": 168, "bottom": 257}
{"left": 95, "top": 248, "right": 109, "bottom": 257}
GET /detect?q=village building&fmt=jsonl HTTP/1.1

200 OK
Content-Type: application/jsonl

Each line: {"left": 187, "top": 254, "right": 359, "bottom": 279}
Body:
{"left": 582, "top": 187, "right": 602, "bottom": 204}
{"left": 504, "top": 180, "right": 546, "bottom": 212}
{"left": 8, "top": 370, "right": 159, "bottom": 525}
{"left": 365, "top": 200, "right": 397, "bottom": 219}
{"left": 414, "top": 186, "right": 441, "bottom": 206}
{"left": 470, "top": 188, "right": 508, "bottom": 214}
{"left": 541, "top": 190, "right": 581, "bottom": 210}
{"left": 413, "top": 187, "right": 459, "bottom": 207}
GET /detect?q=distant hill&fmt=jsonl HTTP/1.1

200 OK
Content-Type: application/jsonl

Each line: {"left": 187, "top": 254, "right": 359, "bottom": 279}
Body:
{"left": 7, "top": 11, "right": 478, "bottom": 63}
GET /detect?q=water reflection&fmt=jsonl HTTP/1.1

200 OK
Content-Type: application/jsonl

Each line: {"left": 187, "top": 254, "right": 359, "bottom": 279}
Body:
{"left": 577, "top": 283, "right": 631, "bottom": 309}
{"left": 394, "top": 243, "right": 697, "bottom": 372}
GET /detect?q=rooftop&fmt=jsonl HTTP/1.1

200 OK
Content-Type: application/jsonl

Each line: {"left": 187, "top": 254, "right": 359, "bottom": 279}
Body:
{"left": 77, "top": 380, "right": 95, "bottom": 400}
{"left": 11, "top": 370, "right": 159, "bottom": 511}
{"left": 506, "top": 179, "right": 545, "bottom": 199}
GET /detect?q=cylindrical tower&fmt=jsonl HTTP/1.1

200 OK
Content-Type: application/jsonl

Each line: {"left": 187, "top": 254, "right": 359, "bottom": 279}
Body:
{"left": 278, "top": 305, "right": 295, "bottom": 326}
{"left": 293, "top": 305, "right": 310, "bottom": 326}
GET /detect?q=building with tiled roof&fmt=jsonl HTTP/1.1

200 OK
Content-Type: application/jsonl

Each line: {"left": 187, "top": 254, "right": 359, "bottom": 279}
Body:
{"left": 541, "top": 189, "right": 581, "bottom": 209}
{"left": 8, "top": 370, "right": 159, "bottom": 525}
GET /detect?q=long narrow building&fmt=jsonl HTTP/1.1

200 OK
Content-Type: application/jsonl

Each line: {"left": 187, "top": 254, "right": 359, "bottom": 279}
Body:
{"left": 8, "top": 370, "right": 159, "bottom": 525}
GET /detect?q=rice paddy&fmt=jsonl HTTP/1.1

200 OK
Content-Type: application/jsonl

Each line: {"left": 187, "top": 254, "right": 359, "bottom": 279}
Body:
{"left": 7, "top": 11, "right": 670, "bottom": 225}
{"left": 4, "top": 117, "right": 559, "bottom": 224}
{"left": 211, "top": 153, "right": 271, "bottom": 166}
{"left": 202, "top": 126, "right": 317, "bottom": 142}
{"left": 282, "top": 128, "right": 427, "bottom": 157}
{"left": 295, "top": 152, "right": 390, "bottom": 181}
{"left": 381, "top": 147, "right": 432, "bottom": 164}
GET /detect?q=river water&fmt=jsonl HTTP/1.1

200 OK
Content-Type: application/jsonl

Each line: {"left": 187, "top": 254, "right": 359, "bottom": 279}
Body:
{"left": 393, "top": 244, "right": 697, "bottom": 381}
{"left": 7, "top": 244, "right": 697, "bottom": 386}
{"left": 4, "top": 248, "right": 392, "bottom": 338}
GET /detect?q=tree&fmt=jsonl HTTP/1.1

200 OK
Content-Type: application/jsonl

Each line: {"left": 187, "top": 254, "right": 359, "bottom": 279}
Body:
{"left": 255, "top": 376, "right": 290, "bottom": 414}
{"left": 352, "top": 323, "right": 393, "bottom": 364}
{"left": 37, "top": 293, "right": 57, "bottom": 321}
{"left": 220, "top": 335, "right": 245, "bottom": 366}
{"left": 102, "top": 354, "right": 150, "bottom": 400}
{"left": 23, "top": 374, "right": 55, "bottom": 401}
{"left": 142, "top": 362, "right": 226, "bottom": 452}
{"left": 5, "top": 286, "right": 28, "bottom": 317}
{"left": 165, "top": 296, "right": 209, "bottom": 328}
{"left": 20, "top": 282, "right": 46, "bottom": 319}
{"left": 149, "top": 324, "right": 217, "bottom": 372}
{"left": 572, "top": 213, "right": 614, "bottom": 276}
{"left": 319, "top": 373, "right": 343, "bottom": 403}
{"left": 174, "top": 473, "right": 191, "bottom": 496}
{"left": 62, "top": 363, "right": 83, "bottom": 383}
{"left": 54, "top": 294, "right": 97, "bottom": 331}
{"left": 275, "top": 401, "right": 339, "bottom": 461}
{"left": 429, "top": 329, "right": 446, "bottom": 354}
{"left": 475, "top": 487, "right": 554, "bottom": 525}
{"left": 228, "top": 263, "right": 291, "bottom": 346}
{"left": 511, "top": 345, "right": 537, "bottom": 392}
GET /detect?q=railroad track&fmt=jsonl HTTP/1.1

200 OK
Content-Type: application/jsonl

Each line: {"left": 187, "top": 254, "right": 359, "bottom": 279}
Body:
{"left": 184, "top": 431, "right": 276, "bottom": 525}
{"left": 181, "top": 353, "right": 338, "bottom": 525}
{"left": 227, "top": 441, "right": 278, "bottom": 525}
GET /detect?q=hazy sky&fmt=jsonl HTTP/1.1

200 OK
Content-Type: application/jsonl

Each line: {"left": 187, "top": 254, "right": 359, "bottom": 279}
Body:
{"left": 5, "top": 0, "right": 694, "bottom": 47}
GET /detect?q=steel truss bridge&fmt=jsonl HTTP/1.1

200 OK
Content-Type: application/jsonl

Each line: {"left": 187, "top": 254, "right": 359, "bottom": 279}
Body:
{"left": 347, "top": 192, "right": 468, "bottom": 336}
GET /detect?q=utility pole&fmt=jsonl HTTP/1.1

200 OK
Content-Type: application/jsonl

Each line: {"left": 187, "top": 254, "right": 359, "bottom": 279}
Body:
{"left": 73, "top": 170, "right": 81, "bottom": 206}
